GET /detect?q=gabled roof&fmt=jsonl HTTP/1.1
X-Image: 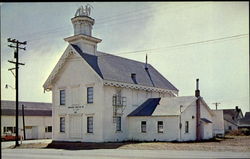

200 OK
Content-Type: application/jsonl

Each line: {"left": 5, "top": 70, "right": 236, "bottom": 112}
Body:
{"left": 128, "top": 96, "right": 213, "bottom": 117}
{"left": 223, "top": 108, "right": 243, "bottom": 125}
{"left": 238, "top": 112, "right": 250, "bottom": 127}
{"left": 1, "top": 100, "right": 52, "bottom": 116}
{"left": 70, "top": 44, "right": 178, "bottom": 91}
{"left": 152, "top": 96, "right": 197, "bottom": 116}
{"left": 128, "top": 98, "right": 161, "bottom": 116}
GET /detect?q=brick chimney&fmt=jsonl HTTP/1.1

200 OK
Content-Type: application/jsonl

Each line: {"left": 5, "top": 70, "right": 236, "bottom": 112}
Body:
{"left": 195, "top": 78, "right": 201, "bottom": 141}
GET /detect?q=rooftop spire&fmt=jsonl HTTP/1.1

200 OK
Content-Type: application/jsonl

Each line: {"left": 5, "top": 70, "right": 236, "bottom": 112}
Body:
{"left": 145, "top": 54, "right": 148, "bottom": 70}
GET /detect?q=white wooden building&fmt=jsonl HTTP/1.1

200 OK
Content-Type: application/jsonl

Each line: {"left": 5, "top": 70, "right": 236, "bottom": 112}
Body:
{"left": 1, "top": 100, "right": 52, "bottom": 139}
{"left": 43, "top": 6, "right": 214, "bottom": 142}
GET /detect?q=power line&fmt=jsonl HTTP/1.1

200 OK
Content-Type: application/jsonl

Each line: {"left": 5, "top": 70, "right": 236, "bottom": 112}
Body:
{"left": 16, "top": 3, "right": 203, "bottom": 43}
{"left": 14, "top": 33, "right": 248, "bottom": 64}
{"left": 111, "top": 33, "right": 249, "bottom": 55}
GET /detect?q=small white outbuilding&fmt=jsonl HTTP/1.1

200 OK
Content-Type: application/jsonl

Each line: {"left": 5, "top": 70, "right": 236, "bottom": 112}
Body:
{"left": 128, "top": 96, "right": 214, "bottom": 142}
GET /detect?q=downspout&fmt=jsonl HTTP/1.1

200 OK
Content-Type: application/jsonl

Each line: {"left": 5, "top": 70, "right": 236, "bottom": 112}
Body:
{"left": 195, "top": 79, "right": 201, "bottom": 141}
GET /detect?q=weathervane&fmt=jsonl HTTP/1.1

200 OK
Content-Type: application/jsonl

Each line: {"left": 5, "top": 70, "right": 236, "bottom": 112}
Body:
{"left": 75, "top": 4, "right": 93, "bottom": 17}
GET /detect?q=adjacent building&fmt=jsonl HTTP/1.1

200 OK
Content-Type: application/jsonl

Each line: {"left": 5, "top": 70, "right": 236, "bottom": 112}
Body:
{"left": 1, "top": 100, "right": 52, "bottom": 139}
{"left": 223, "top": 106, "right": 243, "bottom": 133}
{"left": 212, "top": 110, "right": 225, "bottom": 137}
{"left": 43, "top": 5, "right": 214, "bottom": 142}
{"left": 238, "top": 112, "right": 250, "bottom": 129}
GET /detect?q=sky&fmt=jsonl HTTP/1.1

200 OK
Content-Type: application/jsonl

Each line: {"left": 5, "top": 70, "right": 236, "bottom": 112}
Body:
{"left": 1, "top": 2, "right": 249, "bottom": 114}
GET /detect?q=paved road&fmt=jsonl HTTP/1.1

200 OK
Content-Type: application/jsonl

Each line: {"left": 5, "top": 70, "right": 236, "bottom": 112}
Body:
{"left": 1, "top": 139, "right": 52, "bottom": 149}
{"left": 2, "top": 148, "right": 250, "bottom": 159}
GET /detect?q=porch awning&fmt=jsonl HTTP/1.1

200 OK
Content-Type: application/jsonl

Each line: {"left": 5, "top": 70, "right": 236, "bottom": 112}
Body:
{"left": 200, "top": 118, "right": 212, "bottom": 123}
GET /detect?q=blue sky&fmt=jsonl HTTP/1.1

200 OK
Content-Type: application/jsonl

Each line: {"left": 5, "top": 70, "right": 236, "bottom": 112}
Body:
{"left": 1, "top": 2, "right": 249, "bottom": 113}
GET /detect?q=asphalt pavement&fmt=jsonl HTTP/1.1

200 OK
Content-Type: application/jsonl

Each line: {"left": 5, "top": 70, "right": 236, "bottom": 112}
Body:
{"left": 2, "top": 148, "right": 250, "bottom": 159}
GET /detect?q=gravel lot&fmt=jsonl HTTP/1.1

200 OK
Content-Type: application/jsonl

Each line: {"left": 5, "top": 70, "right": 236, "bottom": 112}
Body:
{"left": 11, "top": 136, "right": 250, "bottom": 152}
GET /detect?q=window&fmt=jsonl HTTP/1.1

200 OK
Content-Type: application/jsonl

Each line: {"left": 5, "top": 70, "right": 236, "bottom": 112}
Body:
{"left": 45, "top": 126, "right": 52, "bottom": 132}
{"left": 3, "top": 127, "right": 15, "bottom": 134}
{"left": 185, "top": 121, "right": 189, "bottom": 133}
{"left": 116, "top": 117, "right": 121, "bottom": 131}
{"left": 141, "top": 121, "right": 146, "bottom": 133}
{"left": 87, "top": 87, "right": 93, "bottom": 104}
{"left": 122, "top": 97, "right": 126, "bottom": 106}
{"left": 87, "top": 117, "right": 93, "bottom": 133}
{"left": 60, "top": 117, "right": 65, "bottom": 133}
{"left": 157, "top": 121, "right": 163, "bottom": 133}
{"left": 60, "top": 90, "right": 65, "bottom": 105}
{"left": 228, "top": 126, "right": 232, "bottom": 130}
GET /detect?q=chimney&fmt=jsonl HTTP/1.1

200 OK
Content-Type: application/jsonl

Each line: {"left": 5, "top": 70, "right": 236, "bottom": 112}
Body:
{"left": 131, "top": 73, "right": 136, "bottom": 79}
{"left": 145, "top": 54, "right": 148, "bottom": 70}
{"left": 236, "top": 106, "right": 240, "bottom": 112}
{"left": 131, "top": 73, "right": 137, "bottom": 84}
{"left": 195, "top": 78, "right": 200, "bottom": 97}
{"left": 195, "top": 78, "right": 201, "bottom": 141}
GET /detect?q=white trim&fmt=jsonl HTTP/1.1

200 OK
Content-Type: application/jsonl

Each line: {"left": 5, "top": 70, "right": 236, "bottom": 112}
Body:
{"left": 64, "top": 34, "right": 102, "bottom": 44}
{"left": 103, "top": 80, "right": 177, "bottom": 96}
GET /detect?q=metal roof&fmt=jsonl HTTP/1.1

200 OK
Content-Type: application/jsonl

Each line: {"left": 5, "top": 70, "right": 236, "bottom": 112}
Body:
{"left": 71, "top": 44, "right": 178, "bottom": 92}
{"left": 1, "top": 100, "right": 52, "bottom": 116}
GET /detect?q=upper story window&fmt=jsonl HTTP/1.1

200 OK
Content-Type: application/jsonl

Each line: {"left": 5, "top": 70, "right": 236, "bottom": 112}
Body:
{"left": 141, "top": 121, "right": 146, "bottom": 133}
{"left": 87, "top": 87, "right": 93, "bottom": 104}
{"left": 185, "top": 121, "right": 189, "bottom": 133}
{"left": 60, "top": 117, "right": 65, "bottom": 133}
{"left": 60, "top": 90, "right": 65, "bottom": 105}
{"left": 157, "top": 121, "right": 163, "bottom": 133}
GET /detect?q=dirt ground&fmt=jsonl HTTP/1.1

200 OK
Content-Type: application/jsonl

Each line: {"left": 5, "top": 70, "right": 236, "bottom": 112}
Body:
{"left": 12, "top": 136, "right": 250, "bottom": 152}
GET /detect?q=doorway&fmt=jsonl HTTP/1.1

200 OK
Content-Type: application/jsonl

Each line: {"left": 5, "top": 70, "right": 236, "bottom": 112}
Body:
{"left": 69, "top": 115, "right": 82, "bottom": 139}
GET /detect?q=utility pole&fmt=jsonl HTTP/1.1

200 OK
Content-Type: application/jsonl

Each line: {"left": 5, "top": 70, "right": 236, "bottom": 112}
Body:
{"left": 22, "top": 104, "right": 26, "bottom": 140}
{"left": 7, "top": 38, "right": 27, "bottom": 147}
{"left": 213, "top": 102, "right": 221, "bottom": 110}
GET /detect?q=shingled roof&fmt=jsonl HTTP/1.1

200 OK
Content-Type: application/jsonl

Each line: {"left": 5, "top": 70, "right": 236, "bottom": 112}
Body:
{"left": 71, "top": 44, "right": 178, "bottom": 92}
{"left": 128, "top": 96, "right": 213, "bottom": 117}
{"left": 128, "top": 96, "right": 198, "bottom": 116}
{"left": 1, "top": 100, "right": 52, "bottom": 116}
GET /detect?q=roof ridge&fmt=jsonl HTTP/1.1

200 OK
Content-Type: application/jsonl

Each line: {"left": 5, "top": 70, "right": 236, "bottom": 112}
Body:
{"left": 97, "top": 51, "right": 150, "bottom": 65}
{"left": 1, "top": 100, "right": 51, "bottom": 104}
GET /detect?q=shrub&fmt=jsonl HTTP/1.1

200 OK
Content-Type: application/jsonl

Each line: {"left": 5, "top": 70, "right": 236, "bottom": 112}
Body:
{"left": 226, "top": 129, "right": 250, "bottom": 136}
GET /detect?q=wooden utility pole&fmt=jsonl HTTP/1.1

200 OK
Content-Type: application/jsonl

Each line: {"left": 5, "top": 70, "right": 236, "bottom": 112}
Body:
{"left": 7, "top": 38, "right": 26, "bottom": 147}
{"left": 213, "top": 102, "right": 221, "bottom": 110}
{"left": 22, "top": 104, "right": 26, "bottom": 140}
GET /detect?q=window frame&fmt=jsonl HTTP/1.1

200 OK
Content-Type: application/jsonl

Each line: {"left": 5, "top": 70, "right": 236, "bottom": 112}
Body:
{"left": 87, "top": 87, "right": 94, "bottom": 104}
{"left": 185, "top": 121, "right": 189, "bottom": 133}
{"left": 116, "top": 117, "right": 122, "bottom": 132}
{"left": 157, "top": 121, "right": 164, "bottom": 133}
{"left": 87, "top": 116, "right": 93, "bottom": 133}
{"left": 141, "top": 121, "right": 147, "bottom": 133}
{"left": 45, "top": 126, "right": 52, "bottom": 133}
{"left": 60, "top": 90, "right": 66, "bottom": 105}
{"left": 59, "top": 117, "right": 65, "bottom": 133}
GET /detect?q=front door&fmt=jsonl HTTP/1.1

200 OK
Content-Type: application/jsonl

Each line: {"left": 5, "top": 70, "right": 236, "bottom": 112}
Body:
{"left": 69, "top": 115, "right": 82, "bottom": 139}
